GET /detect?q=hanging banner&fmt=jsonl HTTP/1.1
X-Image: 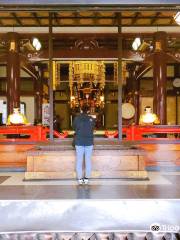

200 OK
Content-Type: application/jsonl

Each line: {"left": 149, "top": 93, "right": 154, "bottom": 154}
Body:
{"left": 42, "top": 103, "right": 50, "bottom": 126}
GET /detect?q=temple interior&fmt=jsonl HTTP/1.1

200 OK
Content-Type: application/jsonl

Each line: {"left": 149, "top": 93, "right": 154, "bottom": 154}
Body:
{"left": 0, "top": 1, "right": 180, "bottom": 237}
{"left": 0, "top": 12, "right": 180, "bottom": 130}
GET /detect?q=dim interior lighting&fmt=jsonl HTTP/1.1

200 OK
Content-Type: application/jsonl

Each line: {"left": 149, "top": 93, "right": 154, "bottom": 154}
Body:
{"left": 174, "top": 12, "right": 180, "bottom": 25}
{"left": 32, "top": 37, "right": 41, "bottom": 51}
{"left": 132, "top": 37, "right": 141, "bottom": 51}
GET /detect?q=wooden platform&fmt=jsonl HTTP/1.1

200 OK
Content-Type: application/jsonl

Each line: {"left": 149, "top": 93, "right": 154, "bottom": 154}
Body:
{"left": 0, "top": 144, "right": 34, "bottom": 168}
{"left": 25, "top": 140, "right": 147, "bottom": 180}
{"left": 139, "top": 143, "right": 180, "bottom": 168}
{"left": 0, "top": 139, "right": 179, "bottom": 172}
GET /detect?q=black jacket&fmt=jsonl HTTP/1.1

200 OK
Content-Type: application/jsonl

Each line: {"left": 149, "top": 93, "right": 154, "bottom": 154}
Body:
{"left": 72, "top": 113, "right": 95, "bottom": 146}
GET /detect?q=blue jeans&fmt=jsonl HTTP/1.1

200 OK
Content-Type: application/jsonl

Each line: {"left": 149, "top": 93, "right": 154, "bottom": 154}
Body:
{"left": 75, "top": 145, "right": 93, "bottom": 179}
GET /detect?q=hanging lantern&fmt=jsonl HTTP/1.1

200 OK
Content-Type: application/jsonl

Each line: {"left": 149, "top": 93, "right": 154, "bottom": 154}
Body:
{"left": 71, "top": 61, "right": 105, "bottom": 87}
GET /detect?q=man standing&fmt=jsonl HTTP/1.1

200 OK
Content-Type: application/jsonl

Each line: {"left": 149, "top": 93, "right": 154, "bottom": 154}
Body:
{"left": 73, "top": 104, "right": 95, "bottom": 185}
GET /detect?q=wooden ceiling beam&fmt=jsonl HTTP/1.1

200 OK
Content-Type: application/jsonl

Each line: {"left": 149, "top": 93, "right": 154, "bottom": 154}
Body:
{"left": 113, "top": 13, "right": 118, "bottom": 26}
{"left": 169, "top": 17, "right": 175, "bottom": 25}
{"left": 34, "top": 48, "right": 144, "bottom": 60}
{"left": 92, "top": 12, "right": 99, "bottom": 25}
{"left": 0, "top": 13, "right": 176, "bottom": 27}
{"left": 0, "top": 16, "right": 175, "bottom": 20}
{"left": 0, "top": 1, "right": 179, "bottom": 12}
{"left": 53, "top": 12, "right": 60, "bottom": 25}
{"left": 11, "top": 12, "right": 22, "bottom": 25}
{"left": 132, "top": 12, "right": 141, "bottom": 24}
{"left": 32, "top": 12, "right": 41, "bottom": 25}
{"left": 0, "top": 23, "right": 176, "bottom": 27}
{"left": 73, "top": 12, "right": 80, "bottom": 25}
{"left": 150, "top": 12, "right": 161, "bottom": 25}
{"left": 1, "top": 33, "right": 180, "bottom": 40}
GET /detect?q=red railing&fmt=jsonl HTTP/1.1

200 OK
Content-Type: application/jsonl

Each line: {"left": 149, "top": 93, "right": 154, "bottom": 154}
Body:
{"left": 0, "top": 125, "right": 68, "bottom": 142}
{"left": 0, "top": 125, "right": 179, "bottom": 142}
{"left": 105, "top": 125, "right": 180, "bottom": 141}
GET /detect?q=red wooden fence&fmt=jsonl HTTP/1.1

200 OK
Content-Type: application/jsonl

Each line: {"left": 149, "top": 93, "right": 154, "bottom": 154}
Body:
{"left": 0, "top": 126, "right": 68, "bottom": 142}
{"left": 0, "top": 125, "right": 179, "bottom": 142}
{"left": 105, "top": 125, "right": 180, "bottom": 141}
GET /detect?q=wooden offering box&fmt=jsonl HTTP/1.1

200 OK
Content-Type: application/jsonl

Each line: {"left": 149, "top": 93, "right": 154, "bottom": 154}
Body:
{"left": 25, "top": 140, "right": 148, "bottom": 180}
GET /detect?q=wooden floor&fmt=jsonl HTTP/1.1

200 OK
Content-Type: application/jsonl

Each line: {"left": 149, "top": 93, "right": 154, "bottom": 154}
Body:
{"left": 0, "top": 171, "right": 180, "bottom": 199}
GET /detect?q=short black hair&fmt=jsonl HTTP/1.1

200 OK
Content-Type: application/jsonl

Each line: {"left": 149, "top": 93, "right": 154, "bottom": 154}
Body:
{"left": 81, "top": 104, "right": 90, "bottom": 113}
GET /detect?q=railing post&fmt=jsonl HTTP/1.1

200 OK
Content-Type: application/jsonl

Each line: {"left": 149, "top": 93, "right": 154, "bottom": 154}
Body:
{"left": 41, "top": 126, "right": 47, "bottom": 141}
{"left": 126, "top": 126, "right": 134, "bottom": 141}
{"left": 131, "top": 125, "right": 135, "bottom": 141}
{"left": 33, "top": 126, "right": 40, "bottom": 141}
{"left": 135, "top": 125, "right": 143, "bottom": 140}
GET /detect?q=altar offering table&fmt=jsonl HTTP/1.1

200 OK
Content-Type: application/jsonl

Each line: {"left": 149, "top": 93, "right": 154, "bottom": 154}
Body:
{"left": 25, "top": 139, "right": 148, "bottom": 180}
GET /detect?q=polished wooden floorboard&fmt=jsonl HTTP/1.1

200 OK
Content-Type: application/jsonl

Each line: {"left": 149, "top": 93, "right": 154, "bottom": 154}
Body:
{"left": 0, "top": 171, "right": 180, "bottom": 199}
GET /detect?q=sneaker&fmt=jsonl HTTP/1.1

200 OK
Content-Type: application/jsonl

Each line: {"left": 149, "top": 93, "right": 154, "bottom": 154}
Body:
{"left": 83, "top": 177, "right": 89, "bottom": 184}
{"left": 78, "top": 179, "right": 84, "bottom": 185}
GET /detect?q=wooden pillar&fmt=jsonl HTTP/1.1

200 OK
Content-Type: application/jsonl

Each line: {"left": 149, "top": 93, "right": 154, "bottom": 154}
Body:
{"left": 117, "top": 13, "right": 122, "bottom": 141}
{"left": 126, "top": 64, "right": 140, "bottom": 125}
{"left": 126, "top": 64, "right": 134, "bottom": 96}
{"left": 174, "top": 64, "right": 180, "bottom": 77}
{"left": 34, "top": 70, "right": 43, "bottom": 123}
{"left": 6, "top": 32, "right": 20, "bottom": 115}
{"left": 174, "top": 63, "right": 180, "bottom": 125}
{"left": 132, "top": 73, "right": 140, "bottom": 125}
{"left": 49, "top": 13, "right": 54, "bottom": 140}
{"left": 153, "top": 31, "right": 167, "bottom": 125}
